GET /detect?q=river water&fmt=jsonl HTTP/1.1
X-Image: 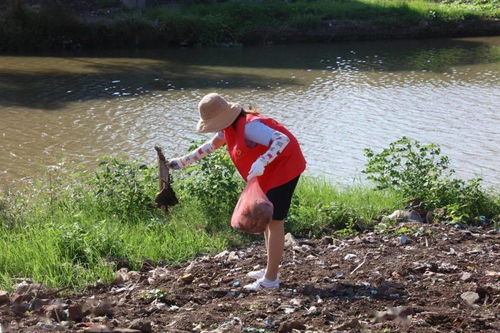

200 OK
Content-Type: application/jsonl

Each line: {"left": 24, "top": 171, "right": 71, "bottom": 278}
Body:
{"left": 1, "top": 37, "right": 499, "bottom": 188}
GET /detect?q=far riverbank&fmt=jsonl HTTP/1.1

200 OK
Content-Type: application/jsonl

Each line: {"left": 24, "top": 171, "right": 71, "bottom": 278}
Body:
{"left": 0, "top": 0, "right": 499, "bottom": 52}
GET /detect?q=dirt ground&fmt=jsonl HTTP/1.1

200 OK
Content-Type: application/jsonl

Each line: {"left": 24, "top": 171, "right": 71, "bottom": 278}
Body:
{"left": 0, "top": 221, "right": 499, "bottom": 333}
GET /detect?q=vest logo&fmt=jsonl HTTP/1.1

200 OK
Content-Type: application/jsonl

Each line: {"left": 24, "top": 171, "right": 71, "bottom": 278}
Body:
{"left": 234, "top": 149, "right": 242, "bottom": 160}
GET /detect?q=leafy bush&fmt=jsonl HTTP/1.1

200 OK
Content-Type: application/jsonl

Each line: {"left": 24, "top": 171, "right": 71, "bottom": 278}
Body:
{"left": 363, "top": 137, "right": 499, "bottom": 224}
{"left": 175, "top": 144, "right": 243, "bottom": 231}
{"left": 91, "top": 158, "right": 158, "bottom": 220}
{"left": 363, "top": 137, "right": 451, "bottom": 192}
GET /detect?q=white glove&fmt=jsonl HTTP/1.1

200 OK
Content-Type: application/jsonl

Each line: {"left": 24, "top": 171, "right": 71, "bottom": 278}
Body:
{"left": 247, "top": 158, "right": 265, "bottom": 180}
{"left": 167, "top": 158, "right": 183, "bottom": 170}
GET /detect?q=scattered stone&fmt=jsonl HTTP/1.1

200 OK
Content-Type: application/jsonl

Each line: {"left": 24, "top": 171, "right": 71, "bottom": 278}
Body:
{"left": 0, "top": 291, "right": 10, "bottom": 305}
{"left": 386, "top": 210, "right": 406, "bottom": 221}
{"left": 10, "top": 301, "right": 29, "bottom": 315}
{"left": 85, "top": 324, "right": 112, "bottom": 333}
{"left": 149, "top": 267, "right": 169, "bottom": 283}
{"left": 460, "top": 272, "right": 472, "bottom": 282}
{"left": 37, "top": 322, "right": 67, "bottom": 331}
{"left": 344, "top": 254, "right": 357, "bottom": 260}
{"left": 461, "top": 291, "right": 480, "bottom": 306}
{"left": 112, "top": 329, "right": 141, "bottom": 333}
{"left": 321, "top": 236, "right": 334, "bottom": 245}
{"left": 43, "top": 304, "right": 66, "bottom": 322}
{"left": 113, "top": 268, "right": 130, "bottom": 285}
{"left": 278, "top": 320, "right": 306, "bottom": 332}
{"left": 129, "top": 319, "right": 152, "bottom": 333}
{"left": 306, "top": 305, "right": 319, "bottom": 316}
{"left": 128, "top": 271, "right": 141, "bottom": 280}
{"left": 438, "top": 262, "right": 459, "bottom": 273}
{"left": 399, "top": 235, "right": 409, "bottom": 245}
{"left": 227, "top": 251, "right": 239, "bottom": 262}
{"left": 284, "top": 233, "right": 298, "bottom": 248}
{"left": 184, "top": 262, "right": 195, "bottom": 273}
{"left": 408, "top": 211, "right": 423, "bottom": 222}
{"left": 485, "top": 271, "right": 500, "bottom": 277}
{"left": 14, "top": 281, "right": 32, "bottom": 295}
{"left": 0, "top": 222, "right": 498, "bottom": 332}
{"left": 386, "top": 210, "right": 423, "bottom": 222}
{"left": 375, "top": 306, "right": 416, "bottom": 322}
{"left": 334, "top": 319, "right": 360, "bottom": 330}
{"left": 214, "top": 250, "right": 229, "bottom": 260}
{"left": 92, "top": 301, "right": 114, "bottom": 317}
{"left": 68, "top": 303, "right": 84, "bottom": 321}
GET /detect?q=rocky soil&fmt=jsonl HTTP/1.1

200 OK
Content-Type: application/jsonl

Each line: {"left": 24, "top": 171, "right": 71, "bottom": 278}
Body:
{"left": 1, "top": 222, "right": 499, "bottom": 333}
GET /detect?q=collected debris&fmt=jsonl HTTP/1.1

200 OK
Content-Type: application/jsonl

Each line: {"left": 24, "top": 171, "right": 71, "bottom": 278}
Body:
{"left": 154, "top": 145, "right": 178, "bottom": 214}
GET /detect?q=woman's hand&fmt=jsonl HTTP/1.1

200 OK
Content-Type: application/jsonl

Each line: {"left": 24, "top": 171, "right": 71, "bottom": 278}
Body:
{"left": 167, "top": 158, "right": 183, "bottom": 170}
{"left": 247, "top": 158, "right": 265, "bottom": 180}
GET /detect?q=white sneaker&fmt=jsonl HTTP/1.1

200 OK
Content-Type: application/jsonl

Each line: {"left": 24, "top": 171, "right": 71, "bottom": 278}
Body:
{"left": 246, "top": 269, "right": 281, "bottom": 280}
{"left": 243, "top": 278, "right": 280, "bottom": 291}
{"left": 246, "top": 269, "right": 265, "bottom": 280}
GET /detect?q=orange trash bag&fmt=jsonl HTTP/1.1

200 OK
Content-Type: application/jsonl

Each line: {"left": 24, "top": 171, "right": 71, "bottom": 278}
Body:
{"left": 231, "top": 178, "right": 274, "bottom": 234}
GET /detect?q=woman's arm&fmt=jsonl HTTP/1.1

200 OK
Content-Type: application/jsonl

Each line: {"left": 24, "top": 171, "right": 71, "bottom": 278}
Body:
{"left": 168, "top": 132, "right": 225, "bottom": 169}
{"left": 245, "top": 121, "right": 290, "bottom": 179}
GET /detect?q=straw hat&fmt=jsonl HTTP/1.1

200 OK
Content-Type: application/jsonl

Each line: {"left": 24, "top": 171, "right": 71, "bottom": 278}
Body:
{"left": 196, "top": 93, "right": 242, "bottom": 133}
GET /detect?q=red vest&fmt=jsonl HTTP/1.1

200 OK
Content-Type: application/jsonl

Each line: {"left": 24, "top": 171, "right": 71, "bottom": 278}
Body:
{"left": 223, "top": 114, "right": 306, "bottom": 193}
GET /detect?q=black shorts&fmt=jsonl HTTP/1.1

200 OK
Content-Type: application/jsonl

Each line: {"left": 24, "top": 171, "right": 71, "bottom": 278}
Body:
{"left": 266, "top": 175, "right": 300, "bottom": 220}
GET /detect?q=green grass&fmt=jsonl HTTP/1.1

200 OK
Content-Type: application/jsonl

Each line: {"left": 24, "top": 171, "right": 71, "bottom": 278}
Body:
{"left": 288, "top": 177, "right": 404, "bottom": 237}
{"left": 0, "top": 142, "right": 498, "bottom": 290}
{"left": 0, "top": 156, "right": 403, "bottom": 290}
{"left": 1, "top": 0, "right": 498, "bottom": 52}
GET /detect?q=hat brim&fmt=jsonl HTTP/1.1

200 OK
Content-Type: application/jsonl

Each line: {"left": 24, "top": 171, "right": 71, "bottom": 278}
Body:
{"left": 196, "top": 103, "right": 242, "bottom": 133}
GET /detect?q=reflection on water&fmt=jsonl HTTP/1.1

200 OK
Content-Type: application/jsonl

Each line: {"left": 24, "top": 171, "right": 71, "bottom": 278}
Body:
{"left": 1, "top": 37, "right": 499, "bottom": 187}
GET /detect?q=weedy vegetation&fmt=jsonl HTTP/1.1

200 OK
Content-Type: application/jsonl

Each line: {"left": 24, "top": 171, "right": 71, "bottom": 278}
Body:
{"left": 0, "top": 137, "right": 498, "bottom": 289}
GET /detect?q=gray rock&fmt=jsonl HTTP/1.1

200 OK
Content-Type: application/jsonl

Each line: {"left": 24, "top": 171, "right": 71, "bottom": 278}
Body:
{"left": 0, "top": 291, "right": 10, "bottom": 305}
{"left": 284, "top": 233, "right": 298, "bottom": 248}
{"left": 461, "top": 291, "right": 480, "bottom": 306}
{"left": 227, "top": 251, "right": 239, "bottom": 262}
{"left": 85, "top": 324, "right": 112, "bottom": 333}
{"left": 399, "top": 235, "right": 409, "bottom": 245}
{"left": 344, "top": 254, "right": 357, "bottom": 260}
{"left": 214, "top": 250, "right": 229, "bottom": 259}
{"left": 129, "top": 319, "right": 152, "bottom": 333}
{"left": 460, "top": 272, "right": 473, "bottom": 282}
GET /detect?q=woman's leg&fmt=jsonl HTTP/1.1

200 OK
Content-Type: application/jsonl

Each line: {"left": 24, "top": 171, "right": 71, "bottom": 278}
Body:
{"left": 264, "top": 219, "right": 285, "bottom": 281}
{"left": 264, "top": 228, "right": 269, "bottom": 251}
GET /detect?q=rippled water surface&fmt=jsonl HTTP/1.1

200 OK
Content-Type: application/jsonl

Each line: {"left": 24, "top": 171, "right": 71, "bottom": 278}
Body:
{"left": 1, "top": 37, "right": 499, "bottom": 187}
